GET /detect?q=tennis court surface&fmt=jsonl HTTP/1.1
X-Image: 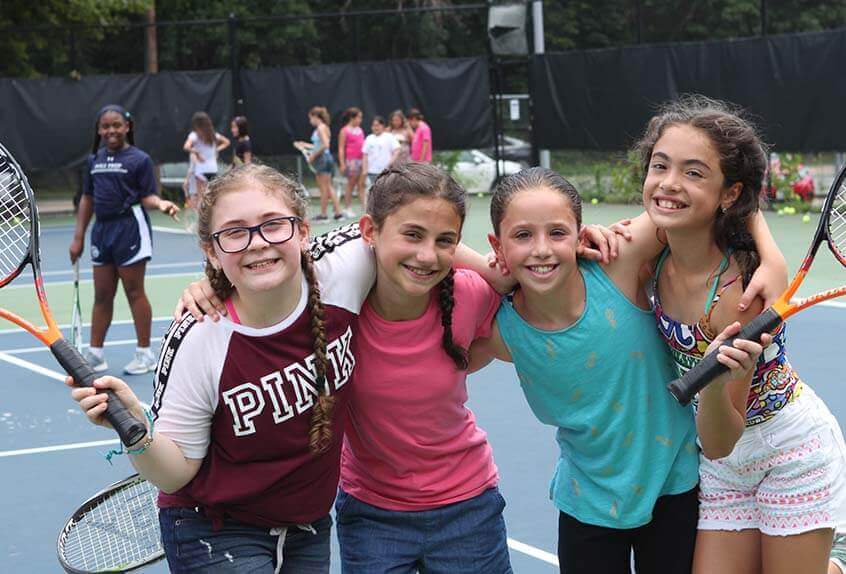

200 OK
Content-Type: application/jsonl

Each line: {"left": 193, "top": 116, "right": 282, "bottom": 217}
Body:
{"left": 1, "top": 203, "right": 843, "bottom": 573}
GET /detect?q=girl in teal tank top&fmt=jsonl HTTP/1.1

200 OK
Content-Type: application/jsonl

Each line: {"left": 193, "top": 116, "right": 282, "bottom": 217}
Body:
{"left": 470, "top": 167, "right": 771, "bottom": 574}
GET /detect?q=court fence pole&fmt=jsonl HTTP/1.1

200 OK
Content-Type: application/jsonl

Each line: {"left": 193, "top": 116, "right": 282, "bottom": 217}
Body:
{"left": 228, "top": 13, "right": 242, "bottom": 116}
{"left": 532, "top": 0, "right": 550, "bottom": 169}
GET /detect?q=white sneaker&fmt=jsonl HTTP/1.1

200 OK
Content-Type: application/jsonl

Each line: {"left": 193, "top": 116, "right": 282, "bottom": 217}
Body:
{"left": 344, "top": 208, "right": 357, "bottom": 219}
{"left": 82, "top": 349, "right": 108, "bottom": 373}
{"left": 123, "top": 351, "right": 157, "bottom": 376}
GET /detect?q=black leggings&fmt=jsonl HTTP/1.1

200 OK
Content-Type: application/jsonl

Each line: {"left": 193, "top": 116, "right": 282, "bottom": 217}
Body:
{"left": 557, "top": 486, "right": 698, "bottom": 574}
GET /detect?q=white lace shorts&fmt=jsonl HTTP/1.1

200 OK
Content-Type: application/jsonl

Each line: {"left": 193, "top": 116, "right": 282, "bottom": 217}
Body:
{"left": 698, "top": 386, "right": 846, "bottom": 536}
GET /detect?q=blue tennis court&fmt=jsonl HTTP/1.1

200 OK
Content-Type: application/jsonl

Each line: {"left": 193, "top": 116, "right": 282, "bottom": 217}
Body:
{"left": 1, "top": 211, "right": 844, "bottom": 573}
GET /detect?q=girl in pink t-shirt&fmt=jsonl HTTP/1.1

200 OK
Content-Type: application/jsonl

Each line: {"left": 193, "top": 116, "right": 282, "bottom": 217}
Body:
{"left": 338, "top": 107, "right": 366, "bottom": 218}
{"left": 339, "top": 162, "right": 511, "bottom": 573}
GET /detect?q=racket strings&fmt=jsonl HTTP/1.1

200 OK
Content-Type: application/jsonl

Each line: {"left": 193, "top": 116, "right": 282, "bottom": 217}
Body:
{"left": 829, "top": 181, "right": 846, "bottom": 262}
{"left": 60, "top": 477, "right": 162, "bottom": 571}
{"left": 0, "top": 160, "right": 31, "bottom": 279}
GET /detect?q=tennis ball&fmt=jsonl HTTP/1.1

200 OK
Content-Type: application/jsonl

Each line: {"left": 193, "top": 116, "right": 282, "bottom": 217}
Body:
{"left": 777, "top": 208, "right": 785, "bottom": 216}
{"left": 591, "top": 198, "right": 599, "bottom": 205}
{"left": 477, "top": 192, "right": 485, "bottom": 198}
{"left": 802, "top": 213, "right": 811, "bottom": 223}
{"left": 784, "top": 206, "right": 796, "bottom": 215}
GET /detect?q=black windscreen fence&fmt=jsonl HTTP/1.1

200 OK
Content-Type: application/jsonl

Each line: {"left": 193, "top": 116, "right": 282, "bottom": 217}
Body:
{"left": 530, "top": 28, "right": 846, "bottom": 152}
{"left": 0, "top": 57, "right": 492, "bottom": 172}
{"left": 0, "top": 70, "right": 232, "bottom": 171}
{"left": 242, "top": 57, "right": 492, "bottom": 157}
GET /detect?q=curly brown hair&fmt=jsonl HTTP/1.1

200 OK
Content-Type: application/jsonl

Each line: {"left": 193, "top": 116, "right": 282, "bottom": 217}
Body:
{"left": 634, "top": 95, "right": 768, "bottom": 284}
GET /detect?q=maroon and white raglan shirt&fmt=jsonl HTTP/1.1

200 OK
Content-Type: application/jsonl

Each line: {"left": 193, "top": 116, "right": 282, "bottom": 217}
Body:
{"left": 152, "top": 224, "right": 373, "bottom": 527}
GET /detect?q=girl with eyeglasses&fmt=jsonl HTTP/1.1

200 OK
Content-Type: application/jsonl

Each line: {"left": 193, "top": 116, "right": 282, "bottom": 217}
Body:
{"left": 67, "top": 164, "right": 375, "bottom": 573}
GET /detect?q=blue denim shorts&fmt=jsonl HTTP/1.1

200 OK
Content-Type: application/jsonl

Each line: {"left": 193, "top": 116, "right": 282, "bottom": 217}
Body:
{"left": 159, "top": 507, "right": 331, "bottom": 573}
{"left": 313, "top": 153, "right": 334, "bottom": 174}
{"left": 335, "top": 487, "right": 512, "bottom": 574}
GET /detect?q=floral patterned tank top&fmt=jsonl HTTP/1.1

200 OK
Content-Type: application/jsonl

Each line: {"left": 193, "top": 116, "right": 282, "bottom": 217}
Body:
{"left": 651, "top": 249, "right": 802, "bottom": 427}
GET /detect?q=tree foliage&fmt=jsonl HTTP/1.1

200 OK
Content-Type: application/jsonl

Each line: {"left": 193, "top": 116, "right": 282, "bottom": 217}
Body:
{"left": 1, "top": 0, "right": 844, "bottom": 78}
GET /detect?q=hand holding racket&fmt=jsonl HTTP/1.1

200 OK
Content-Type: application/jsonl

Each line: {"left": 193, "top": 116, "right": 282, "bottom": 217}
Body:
{"left": 294, "top": 142, "right": 317, "bottom": 174}
{"left": 0, "top": 142, "right": 147, "bottom": 447}
{"left": 669, "top": 164, "right": 846, "bottom": 405}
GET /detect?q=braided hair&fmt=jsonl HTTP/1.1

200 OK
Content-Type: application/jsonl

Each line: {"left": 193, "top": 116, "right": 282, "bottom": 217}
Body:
{"left": 367, "top": 162, "right": 468, "bottom": 369}
{"left": 197, "top": 164, "right": 334, "bottom": 454}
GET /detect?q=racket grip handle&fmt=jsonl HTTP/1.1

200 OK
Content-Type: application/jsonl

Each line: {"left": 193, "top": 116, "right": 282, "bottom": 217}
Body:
{"left": 667, "top": 307, "right": 784, "bottom": 406}
{"left": 51, "top": 339, "right": 148, "bottom": 447}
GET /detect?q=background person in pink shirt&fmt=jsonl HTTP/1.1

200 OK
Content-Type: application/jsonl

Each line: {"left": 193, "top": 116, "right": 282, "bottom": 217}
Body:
{"left": 408, "top": 108, "right": 432, "bottom": 162}
{"left": 338, "top": 107, "right": 366, "bottom": 218}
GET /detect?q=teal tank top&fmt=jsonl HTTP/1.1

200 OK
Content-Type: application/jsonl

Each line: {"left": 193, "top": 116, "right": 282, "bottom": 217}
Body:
{"left": 496, "top": 259, "right": 699, "bottom": 528}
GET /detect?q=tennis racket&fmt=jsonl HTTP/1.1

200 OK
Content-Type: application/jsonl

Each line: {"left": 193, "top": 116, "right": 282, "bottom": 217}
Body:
{"left": 668, "top": 163, "right": 846, "bottom": 405}
{"left": 70, "top": 260, "right": 84, "bottom": 353}
{"left": 57, "top": 473, "right": 163, "bottom": 573}
{"left": 296, "top": 144, "right": 317, "bottom": 175}
{"left": 0, "top": 142, "right": 146, "bottom": 446}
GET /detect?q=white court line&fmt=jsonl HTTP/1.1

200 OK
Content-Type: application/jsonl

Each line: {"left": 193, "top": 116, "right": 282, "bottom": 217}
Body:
{"left": 0, "top": 351, "right": 66, "bottom": 381}
{"left": 4, "top": 336, "right": 163, "bottom": 355}
{"left": 152, "top": 225, "right": 192, "bottom": 235}
{"left": 507, "top": 538, "right": 558, "bottom": 566}
{"left": 1, "top": 270, "right": 201, "bottom": 290}
{"left": 0, "top": 316, "right": 175, "bottom": 335}
{"left": 0, "top": 439, "right": 119, "bottom": 458}
{"left": 41, "top": 261, "right": 202, "bottom": 277}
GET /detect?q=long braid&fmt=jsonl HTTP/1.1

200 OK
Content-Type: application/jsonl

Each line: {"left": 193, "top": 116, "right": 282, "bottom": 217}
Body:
{"left": 301, "top": 249, "right": 335, "bottom": 454}
{"left": 437, "top": 268, "right": 468, "bottom": 370}
{"left": 203, "top": 260, "right": 235, "bottom": 302}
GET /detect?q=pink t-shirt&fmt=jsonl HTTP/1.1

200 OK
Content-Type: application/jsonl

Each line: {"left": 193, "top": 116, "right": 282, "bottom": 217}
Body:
{"left": 340, "top": 270, "right": 501, "bottom": 510}
{"left": 343, "top": 126, "right": 364, "bottom": 160}
{"left": 411, "top": 121, "right": 432, "bottom": 162}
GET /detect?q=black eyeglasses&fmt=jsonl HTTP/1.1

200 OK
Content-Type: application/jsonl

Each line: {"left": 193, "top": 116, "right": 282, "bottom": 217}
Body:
{"left": 211, "top": 216, "right": 302, "bottom": 253}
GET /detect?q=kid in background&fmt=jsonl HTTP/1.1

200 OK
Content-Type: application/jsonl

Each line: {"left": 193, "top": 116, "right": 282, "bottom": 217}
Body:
{"left": 182, "top": 111, "right": 230, "bottom": 208}
{"left": 362, "top": 116, "right": 399, "bottom": 195}
{"left": 337, "top": 107, "right": 366, "bottom": 218}
{"left": 69, "top": 104, "right": 179, "bottom": 375}
{"left": 230, "top": 115, "right": 253, "bottom": 165}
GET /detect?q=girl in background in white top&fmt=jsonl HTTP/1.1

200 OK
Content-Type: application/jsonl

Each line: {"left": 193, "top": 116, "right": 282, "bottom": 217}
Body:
{"left": 388, "top": 110, "right": 413, "bottom": 164}
{"left": 362, "top": 116, "right": 400, "bottom": 200}
{"left": 183, "top": 111, "right": 230, "bottom": 213}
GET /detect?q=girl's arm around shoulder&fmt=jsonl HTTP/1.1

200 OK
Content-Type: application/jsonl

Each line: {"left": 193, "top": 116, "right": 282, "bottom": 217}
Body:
{"left": 310, "top": 223, "right": 375, "bottom": 313}
{"left": 469, "top": 320, "right": 512, "bottom": 373}
{"left": 739, "top": 211, "right": 788, "bottom": 310}
{"left": 454, "top": 242, "right": 517, "bottom": 295}
{"left": 601, "top": 212, "right": 664, "bottom": 302}
{"left": 455, "top": 268, "right": 502, "bottom": 342}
